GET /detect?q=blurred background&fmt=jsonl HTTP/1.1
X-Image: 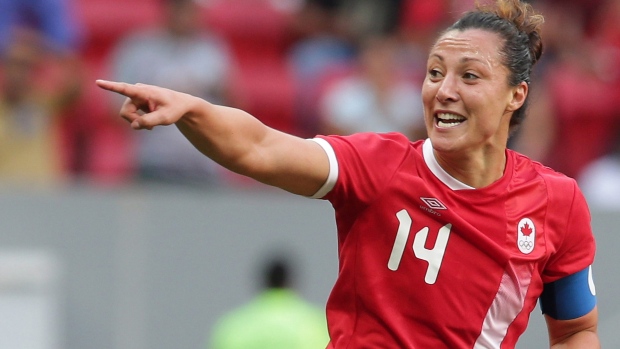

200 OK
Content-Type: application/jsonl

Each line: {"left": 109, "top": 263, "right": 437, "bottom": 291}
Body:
{"left": 0, "top": 0, "right": 618, "bottom": 348}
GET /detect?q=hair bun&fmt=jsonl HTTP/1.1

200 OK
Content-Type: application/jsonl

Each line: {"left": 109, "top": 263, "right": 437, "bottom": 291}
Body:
{"left": 490, "top": 0, "right": 544, "bottom": 65}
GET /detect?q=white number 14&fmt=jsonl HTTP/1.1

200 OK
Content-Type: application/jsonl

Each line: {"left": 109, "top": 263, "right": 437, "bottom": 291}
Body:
{"left": 387, "top": 209, "right": 451, "bottom": 284}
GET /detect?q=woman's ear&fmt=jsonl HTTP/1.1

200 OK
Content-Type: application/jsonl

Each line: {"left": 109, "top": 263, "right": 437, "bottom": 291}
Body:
{"left": 507, "top": 81, "right": 528, "bottom": 112}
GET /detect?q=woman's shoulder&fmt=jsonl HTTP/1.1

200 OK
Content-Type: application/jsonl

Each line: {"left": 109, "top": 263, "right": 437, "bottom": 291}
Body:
{"left": 316, "top": 132, "right": 425, "bottom": 170}
{"left": 319, "top": 132, "right": 422, "bottom": 149}
{"left": 510, "top": 150, "right": 580, "bottom": 192}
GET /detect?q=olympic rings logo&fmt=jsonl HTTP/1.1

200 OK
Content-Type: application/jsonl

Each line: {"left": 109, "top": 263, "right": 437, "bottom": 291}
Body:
{"left": 517, "top": 218, "right": 536, "bottom": 254}
{"left": 518, "top": 240, "right": 533, "bottom": 249}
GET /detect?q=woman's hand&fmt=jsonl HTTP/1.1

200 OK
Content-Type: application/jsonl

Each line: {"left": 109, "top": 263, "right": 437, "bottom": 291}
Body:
{"left": 96, "top": 80, "right": 199, "bottom": 130}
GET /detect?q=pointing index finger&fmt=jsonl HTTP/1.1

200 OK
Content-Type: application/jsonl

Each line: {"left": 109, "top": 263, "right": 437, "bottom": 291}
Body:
{"left": 96, "top": 80, "right": 143, "bottom": 98}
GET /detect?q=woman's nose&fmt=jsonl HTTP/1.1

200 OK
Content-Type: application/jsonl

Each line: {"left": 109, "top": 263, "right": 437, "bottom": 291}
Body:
{"left": 435, "top": 76, "right": 459, "bottom": 103}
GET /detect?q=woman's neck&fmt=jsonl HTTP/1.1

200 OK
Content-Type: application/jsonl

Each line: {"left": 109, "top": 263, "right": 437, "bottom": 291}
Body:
{"left": 433, "top": 145, "right": 507, "bottom": 189}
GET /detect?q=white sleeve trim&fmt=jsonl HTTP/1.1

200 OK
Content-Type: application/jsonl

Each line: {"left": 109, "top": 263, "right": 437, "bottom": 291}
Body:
{"left": 309, "top": 138, "right": 339, "bottom": 199}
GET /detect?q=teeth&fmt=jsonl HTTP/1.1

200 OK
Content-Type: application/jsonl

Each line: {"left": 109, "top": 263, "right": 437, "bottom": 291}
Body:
{"left": 438, "top": 120, "right": 459, "bottom": 128}
{"left": 436, "top": 113, "right": 465, "bottom": 128}
{"left": 437, "top": 113, "right": 464, "bottom": 120}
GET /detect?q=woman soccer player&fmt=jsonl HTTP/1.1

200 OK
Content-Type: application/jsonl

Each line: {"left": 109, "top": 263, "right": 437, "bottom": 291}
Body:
{"left": 96, "top": 0, "right": 599, "bottom": 347}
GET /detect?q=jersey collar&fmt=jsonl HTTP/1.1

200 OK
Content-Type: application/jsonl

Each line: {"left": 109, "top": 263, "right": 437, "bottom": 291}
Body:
{"left": 423, "top": 138, "right": 476, "bottom": 191}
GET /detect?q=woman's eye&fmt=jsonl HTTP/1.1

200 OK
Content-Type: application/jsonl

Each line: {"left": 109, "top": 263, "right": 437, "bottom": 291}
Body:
{"left": 463, "top": 72, "right": 479, "bottom": 80}
{"left": 429, "top": 69, "right": 442, "bottom": 78}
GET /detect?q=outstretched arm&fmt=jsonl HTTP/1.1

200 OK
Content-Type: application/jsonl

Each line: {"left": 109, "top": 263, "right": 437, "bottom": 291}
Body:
{"left": 96, "top": 80, "right": 329, "bottom": 196}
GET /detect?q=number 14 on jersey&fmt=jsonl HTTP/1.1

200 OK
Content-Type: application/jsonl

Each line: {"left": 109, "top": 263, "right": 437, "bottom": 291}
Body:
{"left": 388, "top": 209, "right": 452, "bottom": 285}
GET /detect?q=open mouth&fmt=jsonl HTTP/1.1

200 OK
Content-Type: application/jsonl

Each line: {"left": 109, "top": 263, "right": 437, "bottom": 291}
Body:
{"left": 435, "top": 112, "right": 466, "bottom": 128}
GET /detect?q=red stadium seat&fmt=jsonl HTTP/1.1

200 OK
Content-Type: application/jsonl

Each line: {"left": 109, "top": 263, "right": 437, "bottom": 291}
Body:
{"left": 202, "top": 0, "right": 298, "bottom": 135}
{"left": 231, "top": 63, "right": 297, "bottom": 135}
{"left": 75, "top": 0, "right": 163, "bottom": 66}
{"left": 201, "top": 0, "right": 295, "bottom": 69}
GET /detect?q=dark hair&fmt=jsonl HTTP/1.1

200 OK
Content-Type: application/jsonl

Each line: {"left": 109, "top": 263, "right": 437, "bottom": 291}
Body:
{"left": 445, "top": 0, "right": 544, "bottom": 130}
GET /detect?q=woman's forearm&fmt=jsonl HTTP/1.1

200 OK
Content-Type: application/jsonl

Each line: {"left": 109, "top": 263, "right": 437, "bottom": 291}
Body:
{"left": 175, "top": 100, "right": 273, "bottom": 175}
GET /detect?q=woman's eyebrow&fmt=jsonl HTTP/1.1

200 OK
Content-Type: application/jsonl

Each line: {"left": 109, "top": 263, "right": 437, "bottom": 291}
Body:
{"left": 429, "top": 54, "right": 486, "bottom": 64}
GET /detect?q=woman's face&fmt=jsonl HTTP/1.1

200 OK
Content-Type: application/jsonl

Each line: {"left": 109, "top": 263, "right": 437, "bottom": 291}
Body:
{"left": 422, "top": 29, "right": 527, "bottom": 154}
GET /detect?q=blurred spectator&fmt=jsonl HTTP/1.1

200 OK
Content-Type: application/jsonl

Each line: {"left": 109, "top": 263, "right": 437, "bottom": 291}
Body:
{"left": 578, "top": 131, "right": 620, "bottom": 210}
{"left": 201, "top": 0, "right": 300, "bottom": 138}
{"left": 510, "top": 0, "right": 620, "bottom": 179}
{"left": 318, "top": 35, "right": 426, "bottom": 140}
{"left": 62, "top": 0, "right": 163, "bottom": 183}
{"left": 0, "top": 0, "right": 82, "bottom": 54}
{"left": 335, "top": 0, "right": 403, "bottom": 43}
{"left": 108, "top": 0, "right": 235, "bottom": 186}
{"left": 287, "top": 0, "right": 356, "bottom": 137}
{"left": 539, "top": 0, "right": 605, "bottom": 36}
{"left": 0, "top": 0, "right": 85, "bottom": 183}
{"left": 208, "top": 255, "right": 329, "bottom": 349}
{"left": 0, "top": 29, "right": 82, "bottom": 188}
{"left": 572, "top": 0, "right": 620, "bottom": 209}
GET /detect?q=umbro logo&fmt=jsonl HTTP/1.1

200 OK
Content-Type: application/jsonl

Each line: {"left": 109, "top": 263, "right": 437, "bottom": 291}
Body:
{"left": 420, "top": 197, "right": 447, "bottom": 210}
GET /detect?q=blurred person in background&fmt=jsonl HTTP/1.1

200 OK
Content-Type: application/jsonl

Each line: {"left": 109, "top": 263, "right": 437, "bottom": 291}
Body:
{"left": 0, "top": 0, "right": 81, "bottom": 54}
{"left": 578, "top": 131, "right": 620, "bottom": 210}
{"left": 208, "top": 254, "right": 329, "bottom": 349}
{"left": 287, "top": 0, "right": 410, "bottom": 138}
{"left": 108, "top": 0, "right": 235, "bottom": 186}
{"left": 572, "top": 0, "right": 620, "bottom": 210}
{"left": 509, "top": 0, "right": 620, "bottom": 179}
{"left": 0, "top": 28, "right": 82, "bottom": 188}
{"left": 287, "top": 0, "right": 357, "bottom": 137}
{"left": 334, "top": 0, "right": 403, "bottom": 43}
{"left": 318, "top": 35, "right": 426, "bottom": 140}
{"left": 0, "top": 0, "right": 84, "bottom": 185}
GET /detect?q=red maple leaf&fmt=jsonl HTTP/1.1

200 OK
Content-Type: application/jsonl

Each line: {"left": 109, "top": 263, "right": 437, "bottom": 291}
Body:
{"left": 521, "top": 222, "right": 533, "bottom": 237}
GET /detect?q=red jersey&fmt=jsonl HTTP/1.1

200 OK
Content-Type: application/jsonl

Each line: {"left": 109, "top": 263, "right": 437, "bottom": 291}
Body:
{"left": 311, "top": 133, "right": 595, "bottom": 349}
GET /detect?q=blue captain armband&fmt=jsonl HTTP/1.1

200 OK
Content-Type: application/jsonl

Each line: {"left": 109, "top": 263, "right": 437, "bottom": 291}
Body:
{"left": 540, "top": 266, "right": 597, "bottom": 320}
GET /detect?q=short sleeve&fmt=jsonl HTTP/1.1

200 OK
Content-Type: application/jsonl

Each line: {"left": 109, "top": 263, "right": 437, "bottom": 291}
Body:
{"left": 542, "top": 182, "right": 596, "bottom": 283}
{"left": 314, "top": 132, "right": 414, "bottom": 209}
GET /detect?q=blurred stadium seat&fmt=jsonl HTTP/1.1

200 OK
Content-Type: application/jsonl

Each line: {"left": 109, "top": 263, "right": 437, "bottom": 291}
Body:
{"left": 202, "top": 0, "right": 298, "bottom": 135}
